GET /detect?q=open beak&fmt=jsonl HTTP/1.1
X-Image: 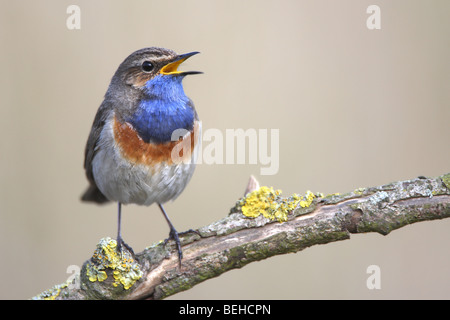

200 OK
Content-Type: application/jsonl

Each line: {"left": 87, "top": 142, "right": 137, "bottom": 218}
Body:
{"left": 160, "top": 51, "right": 202, "bottom": 76}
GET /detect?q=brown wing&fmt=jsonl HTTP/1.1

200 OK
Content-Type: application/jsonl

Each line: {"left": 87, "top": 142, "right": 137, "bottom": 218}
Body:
{"left": 81, "top": 100, "right": 112, "bottom": 204}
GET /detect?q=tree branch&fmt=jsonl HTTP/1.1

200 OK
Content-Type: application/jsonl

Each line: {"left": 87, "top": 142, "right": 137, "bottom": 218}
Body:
{"left": 33, "top": 173, "right": 450, "bottom": 300}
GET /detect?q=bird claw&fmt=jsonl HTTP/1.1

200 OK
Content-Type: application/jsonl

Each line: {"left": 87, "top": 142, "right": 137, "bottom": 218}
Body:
{"left": 163, "top": 227, "right": 183, "bottom": 268}
{"left": 117, "top": 236, "right": 135, "bottom": 257}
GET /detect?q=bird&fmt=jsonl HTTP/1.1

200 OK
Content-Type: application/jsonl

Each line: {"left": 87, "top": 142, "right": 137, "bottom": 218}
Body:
{"left": 81, "top": 47, "right": 201, "bottom": 266}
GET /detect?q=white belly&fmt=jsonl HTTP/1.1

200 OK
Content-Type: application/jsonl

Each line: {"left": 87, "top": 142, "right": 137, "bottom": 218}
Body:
{"left": 92, "top": 114, "right": 199, "bottom": 206}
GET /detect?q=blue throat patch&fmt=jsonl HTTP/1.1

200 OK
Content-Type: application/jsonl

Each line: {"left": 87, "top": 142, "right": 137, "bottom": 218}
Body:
{"left": 127, "top": 75, "right": 195, "bottom": 144}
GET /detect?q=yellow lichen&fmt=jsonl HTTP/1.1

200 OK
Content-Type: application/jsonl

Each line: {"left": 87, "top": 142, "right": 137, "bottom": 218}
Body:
{"left": 86, "top": 237, "right": 142, "bottom": 290}
{"left": 40, "top": 286, "right": 62, "bottom": 300}
{"left": 32, "top": 278, "right": 71, "bottom": 300}
{"left": 299, "top": 190, "right": 315, "bottom": 208}
{"left": 240, "top": 187, "right": 316, "bottom": 222}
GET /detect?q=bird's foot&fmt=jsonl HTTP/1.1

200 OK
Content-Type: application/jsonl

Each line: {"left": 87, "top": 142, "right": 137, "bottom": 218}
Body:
{"left": 164, "top": 227, "right": 183, "bottom": 268}
{"left": 178, "top": 228, "right": 201, "bottom": 237}
{"left": 116, "top": 236, "right": 135, "bottom": 257}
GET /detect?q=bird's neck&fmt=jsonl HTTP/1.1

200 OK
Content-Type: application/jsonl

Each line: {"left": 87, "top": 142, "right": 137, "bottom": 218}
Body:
{"left": 127, "top": 75, "right": 195, "bottom": 144}
{"left": 143, "top": 74, "right": 187, "bottom": 101}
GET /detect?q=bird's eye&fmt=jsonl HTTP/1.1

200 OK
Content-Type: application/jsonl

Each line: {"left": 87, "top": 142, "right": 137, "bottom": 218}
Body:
{"left": 141, "top": 61, "right": 154, "bottom": 72}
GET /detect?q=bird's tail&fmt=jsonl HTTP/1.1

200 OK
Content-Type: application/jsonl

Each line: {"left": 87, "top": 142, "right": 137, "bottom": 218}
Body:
{"left": 81, "top": 184, "right": 110, "bottom": 204}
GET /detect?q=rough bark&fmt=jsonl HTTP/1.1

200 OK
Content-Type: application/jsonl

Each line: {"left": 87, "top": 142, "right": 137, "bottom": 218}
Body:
{"left": 33, "top": 173, "right": 450, "bottom": 300}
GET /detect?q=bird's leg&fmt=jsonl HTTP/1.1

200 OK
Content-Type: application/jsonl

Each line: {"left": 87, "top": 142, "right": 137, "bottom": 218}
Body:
{"left": 116, "top": 202, "right": 134, "bottom": 255}
{"left": 116, "top": 202, "right": 123, "bottom": 251}
{"left": 158, "top": 203, "right": 183, "bottom": 267}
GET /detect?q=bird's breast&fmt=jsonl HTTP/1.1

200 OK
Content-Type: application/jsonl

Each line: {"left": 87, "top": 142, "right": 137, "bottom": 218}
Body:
{"left": 113, "top": 114, "right": 199, "bottom": 167}
{"left": 129, "top": 88, "right": 195, "bottom": 144}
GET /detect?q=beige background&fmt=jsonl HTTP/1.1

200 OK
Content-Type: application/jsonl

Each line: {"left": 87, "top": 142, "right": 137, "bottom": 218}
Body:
{"left": 0, "top": 0, "right": 449, "bottom": 299}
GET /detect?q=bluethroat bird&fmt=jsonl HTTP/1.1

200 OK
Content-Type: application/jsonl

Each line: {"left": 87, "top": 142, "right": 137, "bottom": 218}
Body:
{"left": 81, "top": 47, "right": 201, "bottom": 265}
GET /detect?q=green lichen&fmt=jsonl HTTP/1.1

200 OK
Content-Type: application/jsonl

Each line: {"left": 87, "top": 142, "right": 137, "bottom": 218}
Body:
{"left": 32, "top": 281, "right": 68, "bottom": 300}
{"left": 441, "top": 173, "right": 450, "bottom": 191}
{"left": 36, "top": 286, "right": 61, "bottom": 300}
{"left": 238, "top": 186, "right": 316, "bottom": 222}
{"left": 85, "top": 237, "right": 142, "bottom": 290}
